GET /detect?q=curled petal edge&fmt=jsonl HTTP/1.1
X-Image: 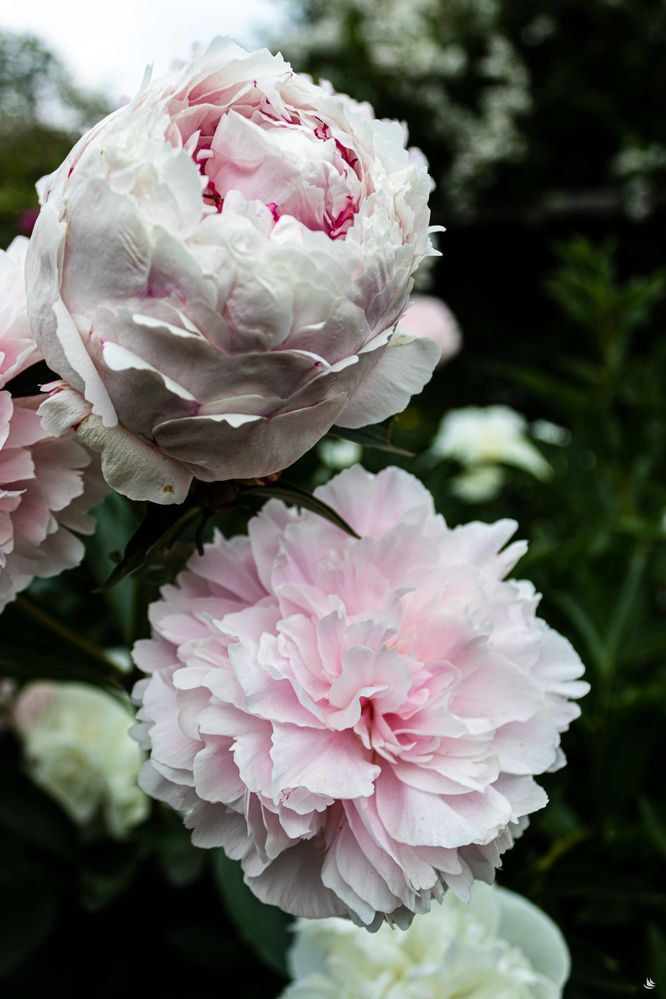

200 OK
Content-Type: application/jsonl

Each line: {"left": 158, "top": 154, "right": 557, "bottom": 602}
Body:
{"left": 38, "top": 385, "right": 192, "bottom": 504}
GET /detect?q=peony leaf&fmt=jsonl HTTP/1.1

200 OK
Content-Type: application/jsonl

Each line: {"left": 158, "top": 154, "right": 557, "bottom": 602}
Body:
{"left": 211, "top": 850, "right": 290, "bottom": 977}
{"left": 242, "top": 481, "right": 360, "bottom": 538}
{"left": 85, "top": 492, "right": 139, "bottom": 641}
{"left": 95, "top": 502, "right": 199, "bottom": 592}
{"left": 328, "top": 420, "right": 414, "bottom": 456}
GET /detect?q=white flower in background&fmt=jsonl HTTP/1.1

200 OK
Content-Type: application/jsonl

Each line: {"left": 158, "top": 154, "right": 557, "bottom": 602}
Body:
{"left": 450, "top": 465, "right": 506, "bottom": 503}
{"left": 531, "top": 420, "right": 569, "bottom": 447}
{"left": 431, "top": 405, "right": 552, "bottom": 501}
{"left": 317, "top": 438, "right": 363, "bottom": 469}
{"left": 282, "top": 882, "right": 570, "bottom": 998}
{"left": 14, "top": 681, "right": 149, "bottom": 837}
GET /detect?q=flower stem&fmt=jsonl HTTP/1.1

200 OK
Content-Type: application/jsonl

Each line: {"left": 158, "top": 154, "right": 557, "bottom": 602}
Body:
{"left": 15, "top": 595, "right": 119, "bottom": 675}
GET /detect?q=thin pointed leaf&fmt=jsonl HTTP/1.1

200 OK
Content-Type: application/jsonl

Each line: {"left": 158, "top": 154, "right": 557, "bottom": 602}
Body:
{"left": 211, "top": 850, "right": 290, "bottom": 976}
{"left": 604, "top": 548, "right": 647, "bottom": 665}
{"left": 551, "top": 592, "right": 607, "bottom": 675}
{"left": 329, "top": 421, "right": 414, "bottom": 456}
{"left": 242, "top": 480, "right": 360, "bottom": 538}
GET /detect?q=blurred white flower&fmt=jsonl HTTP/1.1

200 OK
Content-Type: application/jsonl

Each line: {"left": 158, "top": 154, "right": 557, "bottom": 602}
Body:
{"left": 283, "top": 882, "right": 570, "bottom": 998}
{"left": 317, "top": 439, "right": 363, "bottom": 470}
{"left": 450, "top": 465, "right": 506, "bottom": 502}
{"left": 531, "top": 419, "right": 570, "bottom": 447}
{"left": 14, "top": 681, "right": 148, "bottom": 837}
{"left": 432, "top": 405, "right": 552, "bottom": 481}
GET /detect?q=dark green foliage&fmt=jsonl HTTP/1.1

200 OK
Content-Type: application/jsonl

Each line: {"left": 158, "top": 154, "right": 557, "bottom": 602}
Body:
{"left": 212, "top": 850, "right": 291, "bottom": 977}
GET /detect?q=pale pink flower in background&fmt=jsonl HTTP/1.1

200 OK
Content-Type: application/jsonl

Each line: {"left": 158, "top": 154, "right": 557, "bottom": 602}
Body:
{"left": 0, "top": 238, "right": 105, "bottom": 612}
{"left": 400, "top": 295, "right": 461, "bottom": 366}
{"left": 27, "top": 37, "right": 441, "bottom": 505}
{"left": 133, "top": 465, "right": 587, "bottom": 928}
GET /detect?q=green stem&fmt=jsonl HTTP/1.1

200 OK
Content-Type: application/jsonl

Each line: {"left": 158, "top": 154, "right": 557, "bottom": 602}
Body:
{"left": 15, "top": 595, "right": 119, "bottom": 674}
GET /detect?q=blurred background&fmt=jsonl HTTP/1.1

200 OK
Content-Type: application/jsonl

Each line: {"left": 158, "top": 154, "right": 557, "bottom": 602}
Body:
{"left": 1, "top": 1, "right": 665, "bottom": 996}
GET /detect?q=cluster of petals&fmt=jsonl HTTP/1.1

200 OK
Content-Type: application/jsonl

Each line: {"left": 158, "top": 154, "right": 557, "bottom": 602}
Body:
{"left": 431, "top": 406, "right": 553, "bottom": 480}
{"left": 283, "top": 882, "right": 570, "bottom": 998}
{"left": 133, "top": 465, "right": 588, "bottom": 927}
{"left": 0, "top": 238, "right": 104, "bottom": 611}
{"left": 14, "top": 681, "right": 149, "bottom": 838}
{"left": 27, "top": 37, "right": 440, "bottom": 505}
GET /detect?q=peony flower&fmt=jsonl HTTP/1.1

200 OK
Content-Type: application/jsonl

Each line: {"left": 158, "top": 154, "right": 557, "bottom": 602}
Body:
{"left": 400, "top": 294, "right": 461, "bottom": 366}
{"left": 317, "top": 438, "right": 363, "bottom": 470}
{"left": 450, "top": 466, "right": 507, "bottom": 504}
{"left": 27, "top": 37, "right": 441, "bottom": 505}
{"left": 14, "top": 681, "right": 149, "bottom": 837}
{"left": 430, "top": 406, "right": 552, "bottom": 501}
{"left": 283, "top": 882, "right": 570, "bottom": 998}
{"left": 133, "top": 465, "right": 587, "bottom": 927}
{"left": 0, "top": 238, "right": 106, "bottom": 612}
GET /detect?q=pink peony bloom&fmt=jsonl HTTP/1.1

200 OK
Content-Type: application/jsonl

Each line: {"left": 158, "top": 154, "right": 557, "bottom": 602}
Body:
{"left": 0, "top": 238, "right": 106, "bottom": 612}
{"left": 27, "top": 38, "right": 441, "bottom": 505}
{"left": 133, "top": 465, "right": 588, "bottom": 928}
{"left": 401, "top": 295, "right": 461, "bottom": 366}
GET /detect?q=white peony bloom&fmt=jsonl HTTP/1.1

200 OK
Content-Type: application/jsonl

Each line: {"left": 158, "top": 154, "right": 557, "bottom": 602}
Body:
{"left": 27, "top": 37, "right": 440, "bottom": 505}
{"left": 14, "top": 681, "right": 149, "bottom": 837}
{"left": 283, "top": 882, "right": 570, "bottom": 998}
{"left": 317, "top": 438, "right": 363, "bottom": 469}
{"left": 450, "top": 465, "right": 506, "bottom": 503}
{"left": 431, "top": 406, "right": 552, "bottom": 482}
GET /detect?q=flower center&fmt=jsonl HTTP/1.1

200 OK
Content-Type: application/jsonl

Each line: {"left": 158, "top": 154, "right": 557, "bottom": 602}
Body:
{"left": 175, "top": 93, "right": 362, "bottom": 238}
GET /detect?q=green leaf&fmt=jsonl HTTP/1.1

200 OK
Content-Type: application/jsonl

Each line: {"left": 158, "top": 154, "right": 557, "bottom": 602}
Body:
{"left": 639, "top": 798, "right": 666, "bottom": 862}
{"left": 550, "top": 592, "right": 607, "bottom": 675}
{"left": 328, "top": 421, "right": 414, "bottom": 456}
{"left": 211, "top": 850, "right": 290, "bottom": 977}
{"left": 604, "top": 547, "right": 647, "bottom": 667}
{"left": 96, "top": 502, "right": 199, "bottom": 592}
{"left": 242, "top": 481, "right": 360, "bottom": 539}
{"left": 647, "top": 923, "right": 666, "bottom": 995}
{"left": 85, "top": 492, "right": 139, "bottom": 642}
{"left": 499, "top": 365, "right": 589, "bottom": 413}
